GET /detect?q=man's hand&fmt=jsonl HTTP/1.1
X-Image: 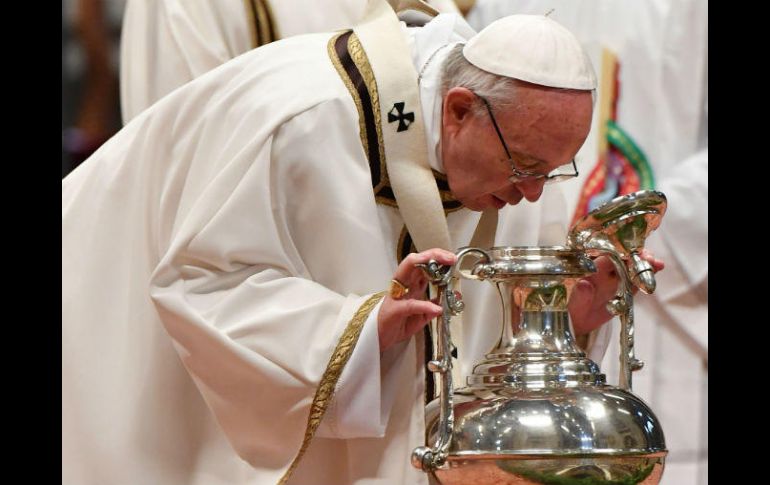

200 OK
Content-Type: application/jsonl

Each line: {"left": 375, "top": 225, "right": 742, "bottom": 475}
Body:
{"left": 569, "top": 250, "right": 665, "bottom": 336}
{"left": 378, "top": 249, "right": 457, "bottom": 353}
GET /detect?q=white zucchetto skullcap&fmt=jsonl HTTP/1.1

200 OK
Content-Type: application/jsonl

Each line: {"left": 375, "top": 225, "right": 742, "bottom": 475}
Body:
{"left": 463, "top": 15, "right": 597, "bottom": 90}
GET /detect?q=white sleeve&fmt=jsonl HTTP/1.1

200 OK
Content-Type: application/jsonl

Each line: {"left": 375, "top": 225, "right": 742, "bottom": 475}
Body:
{"left": 149, "top": 241, "right": 386, "bottom": 467}
{"left": 147, "top": 97, "right": 404, "bottom": 468}
{"left": 657, "top": 149, "right": 708, "bottom": 292}
{"left": 316, "top": 300, "right": 408, "bottom": 438}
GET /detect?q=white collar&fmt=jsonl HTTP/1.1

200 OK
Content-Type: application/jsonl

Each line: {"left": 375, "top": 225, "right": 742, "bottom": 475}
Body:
{"left": 405, "top": 14, "right": 477, "bottom": 174}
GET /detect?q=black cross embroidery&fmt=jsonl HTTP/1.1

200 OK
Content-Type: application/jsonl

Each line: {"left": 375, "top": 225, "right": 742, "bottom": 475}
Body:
{"left": 387, "top": 102, "right": 414, "bottom": 132}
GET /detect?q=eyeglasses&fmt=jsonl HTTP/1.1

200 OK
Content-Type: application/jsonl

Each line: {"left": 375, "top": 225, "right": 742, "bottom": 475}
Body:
{"left": 476, "top": 94, "right": 579, "bottom": 185}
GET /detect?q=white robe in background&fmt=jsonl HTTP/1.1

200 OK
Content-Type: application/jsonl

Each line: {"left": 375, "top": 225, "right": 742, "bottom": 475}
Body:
{"left": 603, "top": 149, "right": 708, "bottom": 485}
{"left": 119, "top": 0, "right": 460, "bottom": 123}
{"left": 65, "top": 9, "right": 593, "bottom": 484}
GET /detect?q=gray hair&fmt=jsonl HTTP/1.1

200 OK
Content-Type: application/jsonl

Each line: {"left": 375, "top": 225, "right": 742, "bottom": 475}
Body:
{"left": 440, "top": 44, "right": 519, "bottom": 115}
{"left": 439, "top": 44, "right": 597, "bottom": 113}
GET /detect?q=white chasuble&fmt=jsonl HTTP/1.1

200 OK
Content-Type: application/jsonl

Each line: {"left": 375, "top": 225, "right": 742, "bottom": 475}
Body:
{"left": 69, "top": 5, "right": 443, "bottom": 485}
{"left": 66, "top": 4, "right": 584, "bottom": 485}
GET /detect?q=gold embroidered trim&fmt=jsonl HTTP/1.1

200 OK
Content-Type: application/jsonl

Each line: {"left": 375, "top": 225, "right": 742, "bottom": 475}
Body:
{"left": 328, "top": 32, "right": 370, "bottom": 174}
{"left": 328, "top": 32, "right": 394, "bottom": 207}
{"left": 397, "top": 0, "right": 440, "bottom": 18}
{"left": 246, "top": 0, "right": 278, "bottom": 48}
{"left": 455, "top": 0, "right": 478, "bottom": 16}
{"left": 277, "top": 291, "right": 387, "bottom": 485}
{"left": 348, "top": 33, "right": 388, "bottom": 199}
{"left": 327, "top": 32, "right": 461, "bottom": 212}
{"left": 244, "top": 0, "right": 257, "bottom": 47}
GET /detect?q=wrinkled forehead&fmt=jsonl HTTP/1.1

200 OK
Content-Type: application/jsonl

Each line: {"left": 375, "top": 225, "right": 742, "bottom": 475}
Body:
{"left": 498, "top": 85, "right": 594, "bottom": 129}
{"left": 497, "top": 89, "right": 594, "bottom": 167}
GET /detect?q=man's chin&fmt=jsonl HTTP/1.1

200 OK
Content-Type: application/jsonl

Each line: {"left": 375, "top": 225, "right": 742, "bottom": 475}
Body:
{"left": 458, "top": 198, "right": 487, "bottom": 212}
{"left": 462, "top": 196, "right": 512, "bottom": 212}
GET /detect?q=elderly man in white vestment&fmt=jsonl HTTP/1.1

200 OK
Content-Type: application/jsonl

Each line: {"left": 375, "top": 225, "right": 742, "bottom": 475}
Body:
{"left": 62, "top": 1, "right": 663, "bottom": 484}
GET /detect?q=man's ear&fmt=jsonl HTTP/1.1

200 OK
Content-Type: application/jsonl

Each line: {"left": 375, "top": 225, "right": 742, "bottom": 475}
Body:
{"left": 442, "top": 87, "right": 477, "bottom": 138}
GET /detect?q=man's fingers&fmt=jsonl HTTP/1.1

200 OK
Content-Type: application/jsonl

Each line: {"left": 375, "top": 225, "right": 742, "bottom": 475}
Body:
{"left": 397, "top": 249, "right": 457, "bottom": 278}
{"left": 593, "top": 255, "right": 618, "bottom": 276}
{"left": 391, "top": 248, "right": 458, "bottom": 299}
{"left": 404, "top": 314, "right": 437, "bottom": 336}
{"left": 639, "top": 249, "right": 665, "bottom": 272}
{"left": 429, "top": 290, "right": 460, "bottom": 306}
{"left": 568, "top": 280, "right": 594, "bottom": 316}
{"left": 648, "top": 257, "right": 665, "bottom": 272}
{"left": 391, "top": 299, "right": 442, "bottom": 319}
{"left": 405, "top": 248, "right": 457, "bottom": 266}
{"left": 412, "top": 277, "right": 428, "bottom": 298}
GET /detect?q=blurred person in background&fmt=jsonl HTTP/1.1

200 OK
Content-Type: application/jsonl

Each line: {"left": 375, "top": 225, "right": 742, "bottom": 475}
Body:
{"left": 119, "top": 0, "right": 462, "bottom": 122}
{"left": 62, "top": 0, "right": 125, "bottom": 176}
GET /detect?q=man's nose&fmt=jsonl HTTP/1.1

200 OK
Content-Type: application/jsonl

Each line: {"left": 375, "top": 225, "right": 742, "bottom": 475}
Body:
{"left": 517, "top": 178, "right": 545, "bottom": 202}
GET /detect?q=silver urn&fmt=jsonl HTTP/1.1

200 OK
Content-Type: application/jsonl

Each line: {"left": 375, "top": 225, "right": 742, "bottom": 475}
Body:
{"left": 412, "top": 190, "right": 669, "bottom": 485}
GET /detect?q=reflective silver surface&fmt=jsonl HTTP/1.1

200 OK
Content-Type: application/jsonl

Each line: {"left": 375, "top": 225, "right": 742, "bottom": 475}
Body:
{"left": 413, "top": 192, "right": 668, "bottom": 485}
{"left": 430, "top": 387, "right": 666, "bottom": 456}
{"left": 467, "top": 248, "right": 602, "bottom": 390}
{"left": 568, "top": 190, "right": 667, "bottom": 295}
{"left": 427, "top": 386, "right": 666, "bottom": 484}
{"left": 430, "top": 454, "right": 665, "bottom": 485}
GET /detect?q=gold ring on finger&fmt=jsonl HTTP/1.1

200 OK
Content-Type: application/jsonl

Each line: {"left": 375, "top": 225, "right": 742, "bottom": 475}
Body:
{"left": 389, "top": 279, "right": 409, "bottom": 300}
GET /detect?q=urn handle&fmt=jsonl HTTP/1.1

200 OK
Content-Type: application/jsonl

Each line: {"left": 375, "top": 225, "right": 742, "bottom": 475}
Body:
{"left": 568, "top": 190, "right": 667, "bottom": 391}
{"left": 411, "top": 247, "right": 490, "bottom": 471}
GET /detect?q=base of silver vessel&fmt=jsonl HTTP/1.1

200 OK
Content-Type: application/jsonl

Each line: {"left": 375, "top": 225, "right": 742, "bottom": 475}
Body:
{"left": 424, "top": 384, "right": 667, "bottom": 485}
{"left": 431, "top": 453, "right": 666, "bottom": 485}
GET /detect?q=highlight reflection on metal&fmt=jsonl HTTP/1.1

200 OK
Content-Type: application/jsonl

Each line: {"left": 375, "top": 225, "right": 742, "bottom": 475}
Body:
{"left": 412, "top": 191, "right": 668, "bottom": 485}
{"left": 568, "top": 190, "right": 667, "bottom": 295}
